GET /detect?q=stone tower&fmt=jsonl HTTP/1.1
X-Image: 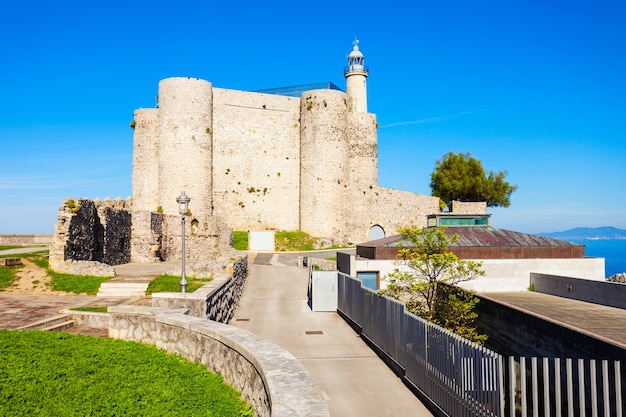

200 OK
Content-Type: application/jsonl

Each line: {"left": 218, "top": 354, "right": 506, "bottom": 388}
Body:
{"left": 344, "top": 39, "right": 369, "bottom": 113}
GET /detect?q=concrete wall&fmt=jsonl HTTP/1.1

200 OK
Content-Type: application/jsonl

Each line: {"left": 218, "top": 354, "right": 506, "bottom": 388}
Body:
{"left": 531, "top": 273, "right": 626, "bottom": 309}
{"left": 350, "top": 256, "right": 605, "bottom": 292}
{"left": 248, "top": 230, "right": 275, "bottom": 251}
{"left": 476, "top": 294, "right": 626, "bottom": 359}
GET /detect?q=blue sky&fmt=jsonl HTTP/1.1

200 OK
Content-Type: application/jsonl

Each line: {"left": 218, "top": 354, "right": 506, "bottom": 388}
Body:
{"left": 1, "top": 0, "right": 624, "bottom": 234}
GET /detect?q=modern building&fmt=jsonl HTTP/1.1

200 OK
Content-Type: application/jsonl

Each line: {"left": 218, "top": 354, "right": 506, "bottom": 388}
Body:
{"left": 338, "top": 214, "right": 605, "bottom": 292}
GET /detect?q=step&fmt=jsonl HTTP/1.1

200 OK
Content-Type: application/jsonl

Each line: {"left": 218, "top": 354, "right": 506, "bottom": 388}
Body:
{"left": 17, "top": 314, "right": 72, "bottom": 331}
{"left": 43, "top": 320, "right": 76, "bottom": 332}
{"left": 97, "top": 282, "right": 149, "bottom": 297}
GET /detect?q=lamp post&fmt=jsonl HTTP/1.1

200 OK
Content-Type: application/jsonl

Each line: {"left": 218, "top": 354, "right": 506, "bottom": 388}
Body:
{"left": 176, "top": 191, "right": 190, "bottom": 293}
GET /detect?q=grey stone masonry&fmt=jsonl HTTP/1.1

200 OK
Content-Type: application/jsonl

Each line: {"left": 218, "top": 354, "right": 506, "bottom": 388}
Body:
{"left": 152, "top": 256, "right": 248, "bottom": 320}
{"left": 108, "top": 307, "right": 330, "bottom": 417}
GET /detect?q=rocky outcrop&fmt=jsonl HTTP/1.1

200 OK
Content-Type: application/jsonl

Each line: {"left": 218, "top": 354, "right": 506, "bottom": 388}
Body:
{"left": 609, "top": 273, "right": 626, "bottom": 283}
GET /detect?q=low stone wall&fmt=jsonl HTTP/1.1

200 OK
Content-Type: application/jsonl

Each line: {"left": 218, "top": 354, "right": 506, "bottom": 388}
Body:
{"left": 108, "top": 307, "right": 329, "bottom": 417}
{"left": 152, "top": 257, "right": 248, "bottom": 322}
{"left": 0, "top": 234, "right": 53, "bottom": 245}
{"left": 67, "top": 255, "right": 329, "bottom": 416}
{"left": 0, "top": 258, "right": 22, "bottom": 267}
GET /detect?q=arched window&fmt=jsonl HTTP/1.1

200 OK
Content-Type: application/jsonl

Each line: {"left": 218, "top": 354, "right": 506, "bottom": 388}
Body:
{"left": 368, "top": 225, "right": 385, "bottom": 241}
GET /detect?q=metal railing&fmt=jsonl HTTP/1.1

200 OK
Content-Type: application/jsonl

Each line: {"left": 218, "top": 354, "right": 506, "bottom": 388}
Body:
{"left": 337, "top": 272, "right": 625, "bottom": 417}
{"left": 338, "top": 272, "right": 503, "bottom": 416}
{"left": 506, "top": 356, "right": 623, "bottom": 417}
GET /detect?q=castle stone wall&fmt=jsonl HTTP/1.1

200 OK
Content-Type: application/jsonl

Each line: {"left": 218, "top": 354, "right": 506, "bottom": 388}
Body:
{"left": 300, "top": 90, "right": 350, "bottom": 238}
{"left": 347, "top": 112, "right": 378, "bottom": 186}
{"left": 129, "top": 76, "right": 473, "bottom": 248}
{"left": 211, "top": 88, "right": 301, "bottom": 231}
{"left": 451, "top": 200, "right": 487, "bottom": 214}
{"left": 131, "top": 108, "right": 160, "bottom": 213}
{"left": 158, "top": 78, "right": 213, "bottom": 217}
{"left": 344, "top": 186, "right": 441, "bottom": 243}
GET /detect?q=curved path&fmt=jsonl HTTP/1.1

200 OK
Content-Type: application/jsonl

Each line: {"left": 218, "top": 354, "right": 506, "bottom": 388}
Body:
{"left": 232, "top": 254, "right": 434, "bottom": 417}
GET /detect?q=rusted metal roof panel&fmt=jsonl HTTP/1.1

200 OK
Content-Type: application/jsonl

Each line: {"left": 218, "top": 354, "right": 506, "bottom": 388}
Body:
{"left": 361, "top": 227, "right": 585, "bottom": 260}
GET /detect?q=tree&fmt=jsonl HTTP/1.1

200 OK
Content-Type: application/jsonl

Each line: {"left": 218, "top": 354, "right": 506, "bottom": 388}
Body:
{"left": 430, "top": 151, "right": 517, "bottom": 208}
{"left": 381, "top": 226, "right": 488, "bottom": 344}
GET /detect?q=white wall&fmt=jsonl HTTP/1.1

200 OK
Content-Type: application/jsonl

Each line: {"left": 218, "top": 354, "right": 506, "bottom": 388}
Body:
{"left": 354, "top": 256, "right": 606, "bottom": 293}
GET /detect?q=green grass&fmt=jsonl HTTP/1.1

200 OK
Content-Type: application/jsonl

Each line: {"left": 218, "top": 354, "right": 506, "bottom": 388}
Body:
{"left": 0, "top": 250, "right": 49, "bottom": 268}
{"left": 146, "top": 274, "right": 212, "bottom": 294}
{"left": 21, "top": 250, "right": 49, "bottom": 268}
{"left": 275, "top": 230, "right": 317, "bottom": 251}
{"left": 234, "top": 230, "right": 354, "bottom": 252}
{"left": 47, "top": 270, "right": 114, "bottom": 295}
{"left": 0, "top": 330, "right": 253, "bottom": 416}
{"left": 232, "top": 231, "right": 249, "bottom": 250}
{"left": 0, "top": 245, "right": 23, "bottom": 251}
{"left": 70, "top": 306, "right": 108, "bottom": 313}
{"left": 0, "top": 266, "right": 20, "bottom": 291}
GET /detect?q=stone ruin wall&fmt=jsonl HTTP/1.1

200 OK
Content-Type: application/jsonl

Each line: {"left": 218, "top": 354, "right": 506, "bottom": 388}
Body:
{"left": 49, "top": 197, "right": 131, "bottom": 276}
{"left": 51, "top": 197, "right": 236, "bottom": 276}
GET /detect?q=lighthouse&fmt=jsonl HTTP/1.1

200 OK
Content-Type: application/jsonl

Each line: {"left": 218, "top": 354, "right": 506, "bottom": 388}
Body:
{"left": 344, "top": 39, "right": 369, "bottom": 113}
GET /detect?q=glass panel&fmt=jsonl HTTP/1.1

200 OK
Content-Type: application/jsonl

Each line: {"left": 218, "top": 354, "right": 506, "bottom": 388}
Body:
{"left": 357, "top": 271, "right": 378, "bottom": 291}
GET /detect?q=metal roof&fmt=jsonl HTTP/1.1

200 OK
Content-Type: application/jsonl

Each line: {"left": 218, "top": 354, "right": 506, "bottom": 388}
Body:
{"left": 359, "top": 227, "right": 581, "bottom": 249}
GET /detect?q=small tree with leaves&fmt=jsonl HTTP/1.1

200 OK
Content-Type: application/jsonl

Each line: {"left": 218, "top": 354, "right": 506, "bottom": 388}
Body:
{"left": 381, "top": 226, "right": 488, "bottom": 344}
{"left": 430, "top": 151, "right": 517, "bottom": 208}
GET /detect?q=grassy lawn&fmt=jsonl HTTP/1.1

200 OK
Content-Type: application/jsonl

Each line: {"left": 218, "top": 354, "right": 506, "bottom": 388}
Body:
{"left": 0, "top": 330, "right": 253, "bottom": 416}
{"left": 47, "top": 270, "right": 114, "bottom": 295}
{"left": 70, "top": 306, "right": 108, "bottom": 313}
{"left": 0, "top": 245, "right": 24, "bottom": 251}
{"left": 146, "top": 274, "right": 212, "bottom": 294}
{"left": 232, "top": 231, "right": 248, "bottom": 251}
{"left": 0, "top": 266, "right": 19, "bottom": 291}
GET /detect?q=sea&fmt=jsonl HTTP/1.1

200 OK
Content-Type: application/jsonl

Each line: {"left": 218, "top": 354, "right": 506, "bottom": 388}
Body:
{"left": 571, "top": 239, "right": 626, "bottom": 278}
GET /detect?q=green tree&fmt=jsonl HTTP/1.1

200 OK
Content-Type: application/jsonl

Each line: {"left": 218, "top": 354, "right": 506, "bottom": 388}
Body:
{"left": 381, "top": 226, "right": 488, "bottom": 344}
{"left": 430, "top": 151, "right": 517, "bottom": 208}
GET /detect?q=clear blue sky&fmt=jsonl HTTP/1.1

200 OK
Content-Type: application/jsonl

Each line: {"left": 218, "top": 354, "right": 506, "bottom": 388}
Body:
{"left": 1, "top": 0, "right": 624, "bottom": 235}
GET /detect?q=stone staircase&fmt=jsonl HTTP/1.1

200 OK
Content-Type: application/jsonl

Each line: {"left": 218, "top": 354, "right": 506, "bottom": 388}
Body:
{"left": 17, "top": 314, "right": 75, "bottom": 332}
{"left": 97, "top": 281, "right": 150, "bottom": 297}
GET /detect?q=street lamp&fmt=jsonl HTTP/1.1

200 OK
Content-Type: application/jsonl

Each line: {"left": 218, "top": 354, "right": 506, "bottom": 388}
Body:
{"left": 176, "top": 191, "right": 190, "bottom": 293}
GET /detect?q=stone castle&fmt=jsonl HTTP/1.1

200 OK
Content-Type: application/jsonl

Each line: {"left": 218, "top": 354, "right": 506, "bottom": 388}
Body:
{"left": 51, "top": 41, "right": 484, "bottom": 269}
{"left": 130, "top": 41, "right": 482, "bottom": 260}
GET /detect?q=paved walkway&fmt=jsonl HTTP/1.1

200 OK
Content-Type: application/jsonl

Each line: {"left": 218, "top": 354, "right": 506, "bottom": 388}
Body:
{"left": 232, "top": 258, "right": 435, "bottom": 417}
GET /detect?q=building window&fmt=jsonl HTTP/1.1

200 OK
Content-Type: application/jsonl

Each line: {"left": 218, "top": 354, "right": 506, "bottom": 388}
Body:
{"left": 368, "top": 225, "right": 385, "bottom": 241}
{"left": 357, "top": 271, "right": 379, "bottom": 291}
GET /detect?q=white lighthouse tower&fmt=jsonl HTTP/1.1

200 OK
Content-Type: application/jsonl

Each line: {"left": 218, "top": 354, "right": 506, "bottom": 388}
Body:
{"left": 344, "top": 39, "right": 369, "bottom": 113}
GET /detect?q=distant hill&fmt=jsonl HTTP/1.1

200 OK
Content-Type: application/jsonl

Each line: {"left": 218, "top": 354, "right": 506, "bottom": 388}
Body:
{"left": 538, "top": 226, "right": 626, "bottom": 240}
